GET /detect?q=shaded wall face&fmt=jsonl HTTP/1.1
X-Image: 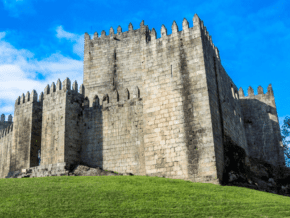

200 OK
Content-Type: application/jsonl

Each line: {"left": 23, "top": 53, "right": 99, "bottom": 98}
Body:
{"left": 64, "top": 91, "right": 84, "bottom": 168}
{"left": 0, "top": 121, "right": 13, "bottom": 132}
{"left": 201, "top": 28, "right": 249, "bottom": 182}
{"left": 30, "top": 102, "right": 42, "bottom": 167}
{"left": 83, "top": 24, "right": 219, "bottom": 183}
{"left": 240, "top": 95, "right": 285, "bottom": 166}
{"left": 80, "top": 96, "right": 145, "bottom": 175}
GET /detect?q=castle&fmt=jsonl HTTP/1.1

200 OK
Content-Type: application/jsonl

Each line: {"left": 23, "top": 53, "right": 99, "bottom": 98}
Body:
{"left": 0, "top": 14, "right": 285, "bottom": 183}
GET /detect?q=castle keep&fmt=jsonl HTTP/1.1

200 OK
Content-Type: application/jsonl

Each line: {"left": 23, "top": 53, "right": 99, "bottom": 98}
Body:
{"left": 0, "top": 14, "right": 285, "bottom": 183}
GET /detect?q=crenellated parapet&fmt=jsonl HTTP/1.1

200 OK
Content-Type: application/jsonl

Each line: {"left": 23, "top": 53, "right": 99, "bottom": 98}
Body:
{"left": 0, "top": 114, "right": 13, "bottom": 138}
{"left": 14, "top": 78, "right": 86, "bottom": 108}
{"left": 83, "top": 86, "right": 141, "bottom": 111}
{"left": 103, "top": 86, "right": 140, "bottom": 106}
{"left": 0, "top": 114, "right": 13, "bottom": 123}
{"left": 238, "top": 84, "right": 274, "bottom": 99}
{"left": 0, "top": 123, "right": 13, "bottom": 139}
{"left": 192, "top": 14, "right": 220, "bottom": 61}
{"left": 14, "top": 90, "right": 38, "bottom": 107}
{"left": 238, "top": 84, "right": 283, "bottom": 166}
{"left": 84, "top": 14, "right": 212, "bottom": 50}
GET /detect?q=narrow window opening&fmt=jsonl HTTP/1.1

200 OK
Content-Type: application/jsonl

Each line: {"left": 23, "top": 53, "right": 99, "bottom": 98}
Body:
{"left": 171, "top": 65, "right": 172, "bottom": 77}
{"left": 37, "top": 149, "right": 41, "bottom": 166}
{"left": 89, "top": 52, "right": 92, "bottom": 61}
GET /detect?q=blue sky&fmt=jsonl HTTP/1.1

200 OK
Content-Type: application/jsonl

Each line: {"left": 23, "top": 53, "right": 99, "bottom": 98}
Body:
{"left": 0, "top": 0, "right": 289, "bottom": 162}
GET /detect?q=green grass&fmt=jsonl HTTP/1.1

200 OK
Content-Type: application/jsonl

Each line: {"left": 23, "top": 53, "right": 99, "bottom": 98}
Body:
{"left": 0, "top": 175, "right": 290, "bottom": 218}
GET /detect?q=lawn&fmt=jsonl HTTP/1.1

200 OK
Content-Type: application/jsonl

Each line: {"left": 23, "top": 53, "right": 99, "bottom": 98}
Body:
{"left": 0, "top": 174, "right": 289, "bottom": 217}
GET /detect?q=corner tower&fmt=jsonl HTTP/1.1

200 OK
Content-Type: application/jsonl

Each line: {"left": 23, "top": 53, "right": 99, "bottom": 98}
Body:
{"left": 10, "top": 90, "right": 42, "bottom": 172}
{"left": 83, "top": 14, "right": 224, "bottom": 184}
{"left": 239, "top": 85, "right": 285, "bottom": 166}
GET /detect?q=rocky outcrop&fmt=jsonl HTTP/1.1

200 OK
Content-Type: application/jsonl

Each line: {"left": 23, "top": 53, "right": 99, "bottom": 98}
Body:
{"left": 222, "top": 141, "right": 290, "bottom": 197}
{"left": 5, "top": 163, "right": 134, "bottom": 179}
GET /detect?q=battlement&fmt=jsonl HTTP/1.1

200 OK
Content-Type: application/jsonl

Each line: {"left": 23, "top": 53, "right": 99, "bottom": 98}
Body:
{"left": 14, "top": 77, "right": 86, "bottom": 108}
{"left": 0, "top": 13, "right": 284, "bottom": 183}
{"left": 84, "top": 13, "right": 219, "bottom": 61}
{"left": 0, "top": 114, "right": 13, "bottom": 122}
{"left": 238, "top": 84, "right": 274, "bottom": 98}
{"left": 0, "top": 123, "right": 13, "bottom": 139}
{"left": 81, "top": 86, "right": 141, "bottom": 114}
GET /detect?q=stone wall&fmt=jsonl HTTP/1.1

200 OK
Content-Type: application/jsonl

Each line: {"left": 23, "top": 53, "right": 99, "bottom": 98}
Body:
{"left": 82, "top": 15, "right": 222, "bottom": 184}
{"left": 239, "top": 85, "right": 285, "bottom": 166}
{"left": 0, "top": 114, "right": 13, "bottom": 132}
{"left": 0, "top": 124, "right": 13, "bottom": 178}
{"left": 9, "top": 91, "right": 42, "bottom": 172}
{"left": 199, "top": 18, "right": 250, "bottom": 181}
{"left": 0, "top": 13, "right": 285, "bottom": 183}
{"left": 41, "top": 78, "right": 84, "bottom": 168}
{"left": 80, "top": 88, "right": 145, "bottom": 175}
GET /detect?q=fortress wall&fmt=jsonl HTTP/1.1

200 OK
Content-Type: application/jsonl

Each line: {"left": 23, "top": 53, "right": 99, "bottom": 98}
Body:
{"left": 0, "top": 124, "right": 13, "bottom": 178}
{"left": 0, "top": 122, "right": 11, "bottom": 131}
{"left": 80, "top": 90, "right": 145, "bottom": 175}
{"left": 200, "top": 19, "right": 249, "bottom": 180}
{"left": 29, "top": 101, "right": 42, "bottom": 168}
{"left": 0, "top": 114, "right": 13, "bottom": 131}
{"left": 83, "top": 15, "right": 219, "bottom": 183}
{"left": 10, "top": 90, "right": 41, "bottom": 172}
{"left": 142, "top": 18, "right": 218, "bottom": 182}
{"left": 41, "top": 78, "right": 83, "bottom": 167}
{"left": 41, "top": 82, "right": 66, "bottom": 165}
{"left": 140, "top": 25, "right": 192, "bottom": 180}
{"left": 63, "top": 84, "right": 84, "bottom": 168}
{"left": 83, "top": 23, "right": 148, "bottom": 104}
{"left": 239, "top": 86, "right": 285, "bottom": 166}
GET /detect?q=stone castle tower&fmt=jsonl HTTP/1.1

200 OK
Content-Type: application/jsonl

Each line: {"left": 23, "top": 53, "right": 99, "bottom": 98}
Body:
{"left": 0, "top": 14, "right": 285, "bottom": 183}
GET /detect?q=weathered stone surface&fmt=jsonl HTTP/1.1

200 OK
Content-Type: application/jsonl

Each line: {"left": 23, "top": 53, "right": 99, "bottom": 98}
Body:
{"left": 5, "top": 163, "right": 134, "bottom": 178}
{"left": 0, "top": 14, "right": 286, "bottom": 189}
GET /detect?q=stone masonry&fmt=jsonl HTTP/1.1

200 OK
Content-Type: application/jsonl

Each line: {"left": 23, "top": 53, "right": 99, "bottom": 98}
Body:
{"left": 0, "top": 14, "right": 285, "bottom": 185}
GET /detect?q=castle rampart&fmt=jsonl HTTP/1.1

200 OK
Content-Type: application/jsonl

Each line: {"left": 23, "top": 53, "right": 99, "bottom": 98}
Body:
{"left": 80, "top": 86, "right": 145, "bottom": 175}
{"left": 40, "top": 78, "right": 84, "bottom": 168}
{"left": 0, "top": 123, "right": 13, "bottom": 178}
{"left": 10, "top": 90, "right": 42, "bottom": 172}
{"left": 0, "top": 114, "right": 13, "bottom": 132}
{"left": 239, "top": 85, "right": 285, "bottom": 166}
{"left": 0, "top": 14, "right": 285, "bottom": 184}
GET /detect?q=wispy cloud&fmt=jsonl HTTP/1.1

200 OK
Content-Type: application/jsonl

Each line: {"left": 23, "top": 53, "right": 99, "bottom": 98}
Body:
{"left": 56, "top": 25, "right": 84, "bottom": 58}
{"left": 0, "top": 30, "right": 83, "bottom": 118}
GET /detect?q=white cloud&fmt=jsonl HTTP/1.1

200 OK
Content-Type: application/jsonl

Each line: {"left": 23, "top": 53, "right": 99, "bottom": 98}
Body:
{"left": 56, "top": 26, "right": 76, "bottom": 40}
{"left": 0, "top": 30, "right": 83, "bottom": 120}
{"left": 56, "top": 25, "right": 84, "bottom": 58}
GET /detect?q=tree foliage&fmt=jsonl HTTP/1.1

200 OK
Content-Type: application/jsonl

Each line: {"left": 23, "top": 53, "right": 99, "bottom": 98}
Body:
{"left": 281, "top": 116, "right": 290, "bottom": 167}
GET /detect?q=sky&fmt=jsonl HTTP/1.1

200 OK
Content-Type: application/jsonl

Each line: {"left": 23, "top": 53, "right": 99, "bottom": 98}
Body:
{"left": 0, "top": 0, "right": 289, "bottom": 163}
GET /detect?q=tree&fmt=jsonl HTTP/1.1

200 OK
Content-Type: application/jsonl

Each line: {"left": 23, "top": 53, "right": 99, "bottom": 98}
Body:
{"left": 281, "top": 116, "right": 290, "bottom": 167}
